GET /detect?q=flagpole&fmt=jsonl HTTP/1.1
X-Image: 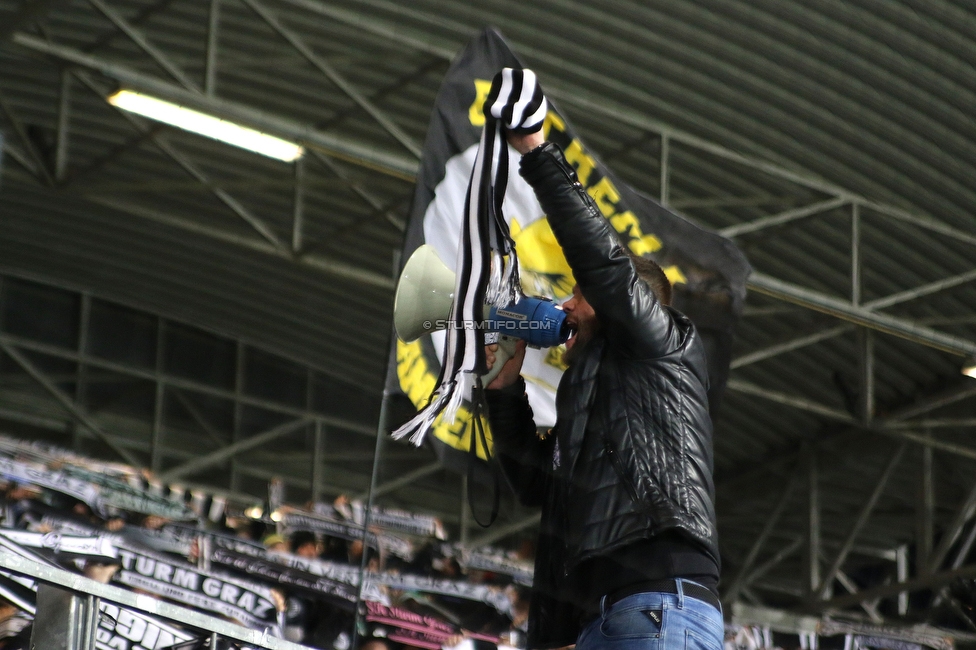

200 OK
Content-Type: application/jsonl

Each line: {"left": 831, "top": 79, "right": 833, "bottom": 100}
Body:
{"left": 351, "top": 325, "right": 396, "bottom": 648}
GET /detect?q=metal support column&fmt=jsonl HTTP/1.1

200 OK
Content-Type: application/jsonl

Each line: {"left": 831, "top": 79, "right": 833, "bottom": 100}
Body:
{"left": 72, "top": 292, "right": 91, "bottom": 452}
{"left": 205, "top": 0, "right": 220, "bottom": 96}
{"left": 917, "top": 438, "right": 934, "bottom": 575}
{"left": 55, "top": 68, "right": 71, "bottom": 182}
{"left": 852, "top": 203, "right": 862, "bottom": 307}
{"left": 659, "top": 133, "right": 670, "bottom": 206}
{"left": 292, "top": 155, "right": 305, "bottom": 254}
{"left": 31, "top": 583, "right": 99, "bottom": 650}
{"left": 230, "top": 340, "right": 245, "bottom": 491}
{"left": 897, "top": 545, "right": 909, "bottom": 615}
{"left": 311, "top": 420, "right": 325, "bottom": 503}
{"left": 808, "top": 444, "right": 820, "bottom": 595}
{"left": 150, "top": 317, "right": 165, "bottom": 473}
{"left": 859, "top": 330, "right": 875, "bottom": 424}
{"left": 724, "top": 467, "right": 801, "bottom": 603}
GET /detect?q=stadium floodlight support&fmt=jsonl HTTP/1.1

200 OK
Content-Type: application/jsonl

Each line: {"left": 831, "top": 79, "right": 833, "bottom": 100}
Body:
{"left": 107, "top": 89, "right": 304, "bottom": 162}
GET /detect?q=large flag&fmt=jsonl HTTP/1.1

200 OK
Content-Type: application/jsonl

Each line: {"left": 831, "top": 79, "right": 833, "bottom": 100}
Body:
{"left": 388, "top": 28, "right": 751, "bottom": 472}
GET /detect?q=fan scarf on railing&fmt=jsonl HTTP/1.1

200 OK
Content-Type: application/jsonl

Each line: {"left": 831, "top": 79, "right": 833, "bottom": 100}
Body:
{"left": 393, "top": 68, "right": 548, "bottom": 446}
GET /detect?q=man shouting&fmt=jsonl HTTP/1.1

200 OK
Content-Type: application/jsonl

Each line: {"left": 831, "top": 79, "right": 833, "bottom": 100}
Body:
{"left": 485, "top": 88, "right": 722, "bottom": 650}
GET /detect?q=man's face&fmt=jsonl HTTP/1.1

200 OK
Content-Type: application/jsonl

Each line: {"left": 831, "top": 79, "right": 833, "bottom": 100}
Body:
{"left": 562, "top": 284, "right": 599, "bottom": 365}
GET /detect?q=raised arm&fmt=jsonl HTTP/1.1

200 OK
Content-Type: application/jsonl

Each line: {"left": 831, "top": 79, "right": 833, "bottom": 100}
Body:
{"left": 513, "top": 137, "right": 680, "bottom": 358}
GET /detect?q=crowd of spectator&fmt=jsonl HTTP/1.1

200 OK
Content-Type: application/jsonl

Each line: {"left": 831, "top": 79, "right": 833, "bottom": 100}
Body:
{"left": 0, "top": 438, "right": 532, "bottom": 650}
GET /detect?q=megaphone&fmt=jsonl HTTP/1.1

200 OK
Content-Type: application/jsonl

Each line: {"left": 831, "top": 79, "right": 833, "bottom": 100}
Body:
{"left": 394, "top": 245, "right": 571, "bottom": 384}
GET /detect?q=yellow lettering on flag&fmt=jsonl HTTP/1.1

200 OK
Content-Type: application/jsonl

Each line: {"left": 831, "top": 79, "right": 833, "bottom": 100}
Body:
{"left": 396, "top": 339, "right": 493, "bottom": 460}
{"left": 587, "top": 177, "right": 620, "bottom": 218}
{"left": 564, "top": 139, "right": 597, "bottom": 186}
{"left": 468, "top": 79, "right": 493, "bottom": 127}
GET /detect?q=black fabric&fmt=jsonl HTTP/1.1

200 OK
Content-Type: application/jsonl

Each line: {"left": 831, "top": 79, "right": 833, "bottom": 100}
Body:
{"left": 485, "top": 142, "right": 721, "bottom": 649}
{"left": 571, "top": 534, "right": 720, "bottom": 620}
{"left": 392, "top": 67, "right": 547, "bottom": 446}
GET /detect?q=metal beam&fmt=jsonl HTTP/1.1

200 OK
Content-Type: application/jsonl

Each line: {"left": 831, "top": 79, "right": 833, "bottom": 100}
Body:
{"left": 12, "top": 33, "right": 419, "bottom": 179}
{"left": 659, "top": 133, "right": 670, "bottom": 206}
{"left": 55, "top": 69, "right": 71, "bottom": 182}
{"left": 0, "top": 331, "right": 376, "bottom": 436}
{"left": 927, "top": 478, "right": 976, "bottom": 574}
{"left": 813, "top": 563, "right": 976, "bottom": 612}
{"left": 748, "top": 271, "right": 976, "bottom": 357}
{"left": 863, "top": 268, "right": 976, "bottom": 311}
{"left": 158, "top": 417, "right": 311, "bottom": 482}
{"left": 0, "top": 89, "right": 54, "bottom": 185}
{"left": 741, "top": 537, "right": 804, "bottom": 591}
{"left": 859, "top": 329, "right": 874, "bottom": 424}
{"left": 860, "top": 200, "right": 976, "bottom": 249}
{"left": 917, "top": 441, "right": 934, "bottom": 575}
{"left": 171, "top": 387, "right": 225, "bottom": 448}
{"left": 464, "top": 513, "right": 542, "bottom": 550}
{"left": 311, "top": 420, "right": 325, "bottom": 502}
{"left": 0, "top": 0, "right": 67, "bottom": 40}
{"left": 86, "top": 195, "right": 394, "bottom": 289}
{"left": 0, "top": 339, "right": 144, "bottom": 467}
{"left": 239, "top": 0, "right": 421, "bottom": 159}
{"left": 808, "top": 445, "right": 820, "bottom": 595}
{"left": 720, "top": 197, "right": 848, "bottom": 238}
{"left": 892, "top": 418, "right": 976, "bottom": 429}
{"left": 726, "top": 379, "right": 856, "bottom": 423}
{"left": 205, "top": 0, "right": 219, "bottom": 96}
{"left": 723, "top": 467, "right": 801, "bottom": 604}
{"left": 834, "top": 569, "right": 883, "bottom": 622}
{"left": 150, "top": 317, "right": 166, "bottom": 473}
{"left": 352, "top": 461, "right": 441, "bottom": 500}
{"left": 72, "top": 70, "right": 289, "bottom": 251}
{"left": 87, "top": 0, "right": 199, "bottom": 92}
{"left": 851, "top": 202, "right": 862, "bottom": 306}
{"left": 816, "top": 443, "right": 906, "bottom": 599}
{"left": 292, "top": 156, "right": 305, "bottom": 253}
{"left": 309, "top": 150, "right": 406, "bottom": 232}
{"left": 0, "top": 552, "right": 308, "bottom": 650}
{"left": 731, "top": 325, "right": 852, "bottom": 370}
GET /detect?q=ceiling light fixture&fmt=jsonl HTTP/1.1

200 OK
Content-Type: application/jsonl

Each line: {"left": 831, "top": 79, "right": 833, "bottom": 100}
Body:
{"left": 963, "top": 357, "right": 976, "bottom": 379}
{"left": 107, "top": 89, "right": 304, "bottom": 162}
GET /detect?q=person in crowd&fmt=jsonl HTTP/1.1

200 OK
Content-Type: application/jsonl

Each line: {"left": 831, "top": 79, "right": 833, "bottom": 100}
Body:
{"left": 0, "top": 598, "right": 31, "bottom": 650}
{"left": 291, "top": 531, "right": 321, "bottom": 559}
{"left": 263, "top": 533, "right": 288, "bottom": 553}
{"left": 484, "top": 74, "right": 723, "bottom": 650}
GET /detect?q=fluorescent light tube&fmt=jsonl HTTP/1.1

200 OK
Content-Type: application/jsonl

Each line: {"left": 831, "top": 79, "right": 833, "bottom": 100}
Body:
{"left": 108, "top": 89, "right": 304, "bottom": 162}
{"left": 964, "top": 357, "right": 976, "bottom": 379}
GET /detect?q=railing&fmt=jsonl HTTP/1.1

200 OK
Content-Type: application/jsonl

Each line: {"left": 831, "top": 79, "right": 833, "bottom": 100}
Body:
{"left": 0, "top": 551, "right": 310, "bottom": 650}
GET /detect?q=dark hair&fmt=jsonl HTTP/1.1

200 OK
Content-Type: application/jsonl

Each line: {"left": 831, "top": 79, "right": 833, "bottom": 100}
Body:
{"left": 290, "top": 530, "right": 317, "bottom": 552}
{"left": 625, "top": 248, "right": 672, "bottom": 306}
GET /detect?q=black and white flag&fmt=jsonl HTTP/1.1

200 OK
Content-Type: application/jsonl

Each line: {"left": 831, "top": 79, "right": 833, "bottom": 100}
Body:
{"left": 389, "top": 28, "right": 750, "bottom": 471}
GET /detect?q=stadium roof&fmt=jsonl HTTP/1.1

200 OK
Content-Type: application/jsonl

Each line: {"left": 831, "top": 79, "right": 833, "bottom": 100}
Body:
{"left": 1, "top": 0, "right": 975, "bottom": 627}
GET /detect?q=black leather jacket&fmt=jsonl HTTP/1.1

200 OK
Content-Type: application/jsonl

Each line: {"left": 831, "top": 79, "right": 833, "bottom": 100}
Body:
{"left": 486, "top": 143, "right": 719, "bottom": 648}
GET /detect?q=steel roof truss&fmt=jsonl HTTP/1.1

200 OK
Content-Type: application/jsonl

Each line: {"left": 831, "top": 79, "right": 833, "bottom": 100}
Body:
{"left": 239, "top": 0, "right": 422, "bottom": 159}
{"left": 11, "top": 33, "right": 420, "bottom": 177}
{"left": 723, "top": 465, "right": 802, "bottom": 604}
{"left": 815, "top": 443, "right": 907, "bottom": 600}
{"left": 158, "top": 416, "right": 312, "bottom": 482}
{"left": 720, "top": 197, "right": 848, "bottom": 238}
{"left": 0, "top": 338, "right": 141, "bottom": 466}
{"left": 87, "top": 0, "right": 199, "bottom": 93}
{"left": 0, "top": 86, "right": 54, "bottom": 185}
{"left": 309, "top": 149, "right": 406, "bottom": 233}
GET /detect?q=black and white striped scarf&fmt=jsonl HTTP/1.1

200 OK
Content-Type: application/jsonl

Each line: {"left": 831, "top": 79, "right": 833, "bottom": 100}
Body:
{"left": 393, "top": 68, "right": 548, "bottom": 445}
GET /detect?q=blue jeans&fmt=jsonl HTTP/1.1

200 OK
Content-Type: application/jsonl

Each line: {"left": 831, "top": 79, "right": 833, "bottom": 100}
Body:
{"left": 575, "top": 582, "right": 724, "bottom": 650}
